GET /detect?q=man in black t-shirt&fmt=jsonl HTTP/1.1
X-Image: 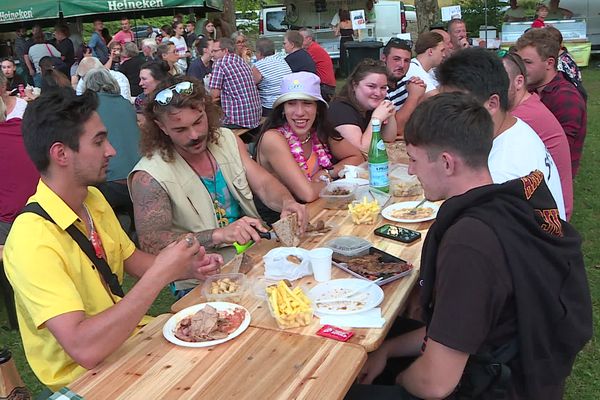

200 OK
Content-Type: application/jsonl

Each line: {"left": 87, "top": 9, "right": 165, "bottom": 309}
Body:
{"left": 283, "top": 30, "right": 316, "bottom": 74}
{"left": 346, "top": 92, "right": 591, "bottom": 400}
{"left": 51, "top": 24, "right": 75, "bottom": 75}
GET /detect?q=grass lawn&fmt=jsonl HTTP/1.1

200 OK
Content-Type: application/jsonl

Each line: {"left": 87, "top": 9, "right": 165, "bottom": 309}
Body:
{"left": 1, "top": 56, "right": 599, "bottom": 398}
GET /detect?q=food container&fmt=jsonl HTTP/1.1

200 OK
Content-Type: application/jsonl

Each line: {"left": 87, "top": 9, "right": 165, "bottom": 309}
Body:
{"left": 325, "top": 236, "right": 372, "bottom": 257}
{"left": 389, "top": 164, "right": 422, "bottom": 197}
{"left": 319, "top": 181, "right": 357, "bottom": 209}
{"left": 348, "top": 199, "right": 380, "bottom": 225}
{"left": 266, "top": 293, "right": 313, "bottom": 329}
{"left": 201, "top": 273, "right": 247, "bottom": 304}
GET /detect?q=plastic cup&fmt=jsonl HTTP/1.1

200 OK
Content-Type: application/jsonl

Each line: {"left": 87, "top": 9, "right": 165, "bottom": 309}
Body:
{"left": 310, "top": 248, "right": 333, "bottom": 282}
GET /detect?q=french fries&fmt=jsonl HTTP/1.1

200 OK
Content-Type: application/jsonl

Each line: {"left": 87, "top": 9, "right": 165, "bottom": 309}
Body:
{"left": 266, "top": 281, "right": 313, "bottom": 329}
{"left": 348, "top": 197, "right": 380, "bottom": 224}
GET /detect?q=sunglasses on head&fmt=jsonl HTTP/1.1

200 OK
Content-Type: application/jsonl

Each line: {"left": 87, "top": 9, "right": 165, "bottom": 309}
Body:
{"left": 386, "top": 37, "right": 413, "bottom": 49}
{"left": 154, "top": 81, "right": 194, "bottom": 105}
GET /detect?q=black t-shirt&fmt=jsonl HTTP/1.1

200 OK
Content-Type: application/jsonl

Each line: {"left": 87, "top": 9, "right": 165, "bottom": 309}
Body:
{"left": 187, "top": 58, "right": 211, "bottom": 81}
{"left": 119, "top": 55, "right": 145, "bottom": 97}
{"left": 328, "top": 100, "right": 373, "bottom": 132}
{"left": 426, "top": 216, "right": 533, "bottom": 399}
{"left": 53, "top": 38, "right": 75, "bottom": 72}
{"left": 6, "top": 75, "right": 25, "bottom": 95}
{"left": 285, "top": 49, "right": 317, "bottom": 74}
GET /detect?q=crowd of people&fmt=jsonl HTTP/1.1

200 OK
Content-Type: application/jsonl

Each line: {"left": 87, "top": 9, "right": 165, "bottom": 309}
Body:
{"left": 0, "top": 12, "right": 593, "bottom": 400}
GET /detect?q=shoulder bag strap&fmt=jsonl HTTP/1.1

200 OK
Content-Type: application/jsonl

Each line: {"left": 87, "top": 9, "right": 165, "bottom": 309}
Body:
{"left": 20, "top": 202, "right": 125, "bottom": 298}
{"left": 44, "top": 43, "right": 55, "bottom": 57}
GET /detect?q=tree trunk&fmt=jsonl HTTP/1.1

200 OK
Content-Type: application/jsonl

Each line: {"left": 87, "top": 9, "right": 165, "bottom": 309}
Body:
{"left": 415, "top": 0, "right": 440, "bottom": 35}
{"left": 218, "top": 0, "right": 236, "bottom": 37}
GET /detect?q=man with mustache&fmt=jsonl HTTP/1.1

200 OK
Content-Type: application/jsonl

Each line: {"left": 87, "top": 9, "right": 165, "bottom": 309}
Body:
{"left": 3, "top": 88, "right": 222, "bottom": 392}
{"left": 382, "top": 38, "right": 426, "bottom": 138}
{"left": 129, "top": 76, "right": 308, "bottom": 297}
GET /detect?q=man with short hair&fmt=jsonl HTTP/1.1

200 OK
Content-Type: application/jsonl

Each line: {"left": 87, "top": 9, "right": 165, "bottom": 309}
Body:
{"left": 13, "top": 27, "right": 30, "bottom": 84}
{"left": 515, "top": 28, "right": 587, "bottom": 177}
{"left": 252, "top": 37, "right": 292, "bottom": 116}
{"left": 52, "top": 24, "right": 75, "bottom": 74}
{"left": 299, "top": 28, "right": 336, "bottom": 101}
{"left": 111, "top": 18, "right": 135, "bottom": 47}
{"left": 351, "top": 91, "right": 592, "bottom": 400}
{"left": 447, "top": 18, "right": 470, "bottom": 54}
{"left": 209, "top": 37, "right": 261, "bottom": 129}
{"left": 88, "top": 19, "right": 109, "bottom": 64}
{"left": 129, "top": 76, "right": 307, "bottom": 294}
{"left": 1, "top": 58, "right": 25, "bottom": 94}
{"left": 436, "top": 48, "right": 566, "bottom": 219}
{"left": 4, "top": 87, "right": 221, "bottom": 391}
{"left": 381, "top": 39, "right": 426, "bottom": 137}
{"left": 502, "top": 52, "right": 573, "bottom": 220}
{"left": 405, "top": 31, "right": 445, "bottom": 95}
{"left": 185, "top": 20, "right": 197, "bottom": 49}
{"left": 430, "top": 29, "right": 452, "bottom": 60}
{"left": 283, "top": 30, "right": 317, "bottom": 75}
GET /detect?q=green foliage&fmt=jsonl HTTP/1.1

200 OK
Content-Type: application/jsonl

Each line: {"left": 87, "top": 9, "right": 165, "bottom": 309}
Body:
{"left": 458, "top": 0, "right": 505, "bottom": 33}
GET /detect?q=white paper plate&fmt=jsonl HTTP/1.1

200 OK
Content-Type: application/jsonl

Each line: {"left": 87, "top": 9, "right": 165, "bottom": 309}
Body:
{"left": 163, "top": 302, "right": 251, "bottom": 348}
{"left": 307, "top": 278, "right": 384, "bottom": 315}
{"left": 381, "top": 201, "right": 439, "bottom": 223}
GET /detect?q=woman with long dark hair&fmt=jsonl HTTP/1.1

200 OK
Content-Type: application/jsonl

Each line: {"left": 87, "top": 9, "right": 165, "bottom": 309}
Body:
{"left": 256, "top": 72, "right": 362, "bottom": 202}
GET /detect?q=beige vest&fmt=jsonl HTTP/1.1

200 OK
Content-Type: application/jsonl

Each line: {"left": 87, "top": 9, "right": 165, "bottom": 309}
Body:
{"left": 129, "top": 128, "right": 261, "bottom": 266}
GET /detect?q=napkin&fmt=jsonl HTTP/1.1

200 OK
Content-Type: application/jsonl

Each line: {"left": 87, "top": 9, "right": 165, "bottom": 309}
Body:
{"left": 317, "top": 308, "right": 385, "bottom": 328}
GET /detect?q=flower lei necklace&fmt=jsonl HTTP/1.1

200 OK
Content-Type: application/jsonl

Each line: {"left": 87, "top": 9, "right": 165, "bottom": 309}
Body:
{"left": 277, "top": 122, "right": 333, "bottom": 181}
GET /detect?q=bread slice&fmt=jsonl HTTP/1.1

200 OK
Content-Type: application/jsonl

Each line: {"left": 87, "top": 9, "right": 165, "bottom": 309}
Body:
{"left": 272, "top": 213, "right": 300, "bottom": 247}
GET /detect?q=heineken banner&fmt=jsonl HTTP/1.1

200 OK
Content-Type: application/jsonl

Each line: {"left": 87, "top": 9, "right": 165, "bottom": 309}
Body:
{"left": 60, "top": 0, "right": 222, "bottom": 17}
{"left": 0, "top": 0, "right": 59, "bottom": 24}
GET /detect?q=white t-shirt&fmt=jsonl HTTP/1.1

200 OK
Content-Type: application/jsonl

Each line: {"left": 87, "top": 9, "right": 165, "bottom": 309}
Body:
{"left": 405, "top": 58, "right": 438, "bottom": 93}
{"left": 6, "top": 97, "right": 27, "bottom": 120}
{"left": 169, "top": 36, "right": 188, "bottom": 73}
{"left": 489, "top": 118, "right": 566, "bottom": 219}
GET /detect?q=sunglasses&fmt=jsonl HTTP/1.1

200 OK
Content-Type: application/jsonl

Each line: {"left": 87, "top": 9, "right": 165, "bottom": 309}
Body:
{"left": 502, "top": 51, "right": 527, "bottom": 78}
{"left": 155, "top": 81, "right": 194, "bottom": 105}
{"left": 386, "top": 37, "right": 413, "bottom": 49}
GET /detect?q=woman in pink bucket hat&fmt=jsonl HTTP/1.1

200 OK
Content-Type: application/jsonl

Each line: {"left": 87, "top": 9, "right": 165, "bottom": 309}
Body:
{"left": 255, "top": 72, "right": 362, "bottom": 202}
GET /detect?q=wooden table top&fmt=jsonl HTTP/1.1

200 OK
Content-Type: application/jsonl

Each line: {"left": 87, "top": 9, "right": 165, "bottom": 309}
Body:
{"left": 70, "top": 314, "right": 367, "bottom": 400}
{"left": 172, "top": 196, "right": 433, "bottom": 352}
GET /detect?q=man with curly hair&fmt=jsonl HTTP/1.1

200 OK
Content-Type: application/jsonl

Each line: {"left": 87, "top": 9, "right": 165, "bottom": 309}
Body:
{"left": 128, "top": 76, "right": 308, "bottom": 296}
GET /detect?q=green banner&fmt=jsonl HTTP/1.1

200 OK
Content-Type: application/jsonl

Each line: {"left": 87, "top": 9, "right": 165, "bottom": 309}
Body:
{"left": 0, "top": 0, "right": 59, "bottom": 24}
{"left": 60, "top": 0, "right": 222, "bottom": 17}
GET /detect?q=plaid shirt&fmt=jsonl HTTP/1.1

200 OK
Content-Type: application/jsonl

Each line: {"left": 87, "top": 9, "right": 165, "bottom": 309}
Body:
{"left": 539, "top": 73, "right": 587, "bottom": 177}
{"left": 209, "top": 53, "right": 261, "bottom": 128}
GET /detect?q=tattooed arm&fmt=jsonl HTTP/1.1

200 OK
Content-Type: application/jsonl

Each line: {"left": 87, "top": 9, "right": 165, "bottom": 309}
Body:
{"left": 129, "top": 171, "right": 216, "bottom": 254}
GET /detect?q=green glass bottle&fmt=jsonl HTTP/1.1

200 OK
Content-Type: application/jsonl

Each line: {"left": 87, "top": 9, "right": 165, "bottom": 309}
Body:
{"left": 368, "top": 118, "right": 389, "bottom": 193}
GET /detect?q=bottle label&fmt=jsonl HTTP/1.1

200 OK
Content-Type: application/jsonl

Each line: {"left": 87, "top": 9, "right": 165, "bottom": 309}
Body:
{"left": 369, "top": 161, "right": 389, "bottom": 188}
{"left": 376, "top": 139, "right": 386, "bottom": 151}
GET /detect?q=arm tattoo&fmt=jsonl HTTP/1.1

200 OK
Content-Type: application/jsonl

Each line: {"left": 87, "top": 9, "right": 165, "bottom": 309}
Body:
{"left": 130, "top": 171, "right": 215, "bottom": 254}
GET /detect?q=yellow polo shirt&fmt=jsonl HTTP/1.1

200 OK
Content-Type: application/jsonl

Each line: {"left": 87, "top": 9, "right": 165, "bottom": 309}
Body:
{"left": 3, "top": 180, "right": 150, "bottom": 391}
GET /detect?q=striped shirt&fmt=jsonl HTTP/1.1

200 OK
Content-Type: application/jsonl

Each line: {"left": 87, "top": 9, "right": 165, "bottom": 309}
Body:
{"left": 254, "top": 53, "right": 292, "bottom": 109}
{"left": 209, "top": 53, "right": 261, "bottom": 128}
{"left": 387, "top": 78, "right": 408, "bottom": 110}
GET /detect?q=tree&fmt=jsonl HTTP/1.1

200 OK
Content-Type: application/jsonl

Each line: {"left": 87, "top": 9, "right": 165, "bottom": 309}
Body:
{"left": 415, "top": 0, "right": 441, "bottom": 35}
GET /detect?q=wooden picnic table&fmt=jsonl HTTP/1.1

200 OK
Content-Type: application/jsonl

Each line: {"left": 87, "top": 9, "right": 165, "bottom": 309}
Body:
{"left": 172, "top": 194, "right": 433, "bottom": 352}
{"left": 69, "top": 314, "right": 366, "bottom": 400}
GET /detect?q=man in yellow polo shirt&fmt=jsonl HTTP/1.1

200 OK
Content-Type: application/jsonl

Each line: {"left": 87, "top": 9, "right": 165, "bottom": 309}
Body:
{"left": 3, "top": 88, "right": 223, "bottom": 391}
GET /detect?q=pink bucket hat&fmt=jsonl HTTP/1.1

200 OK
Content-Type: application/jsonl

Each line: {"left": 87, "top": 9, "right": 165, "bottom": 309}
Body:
{"left": 272, "top": 71, "right": 328, "bottom": 109}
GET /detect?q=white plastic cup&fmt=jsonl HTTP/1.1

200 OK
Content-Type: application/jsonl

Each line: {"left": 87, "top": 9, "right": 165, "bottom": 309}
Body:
{"left": 310, "top": 248, "right": 333, "bottom": 282}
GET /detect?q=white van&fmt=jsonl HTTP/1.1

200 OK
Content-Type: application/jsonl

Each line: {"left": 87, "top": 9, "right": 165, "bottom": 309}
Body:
{"left": 559, "top": 0, "right": 600, "bottom": 51}
{"left": 258, "top": 1, "right": 408, "bottom": 62}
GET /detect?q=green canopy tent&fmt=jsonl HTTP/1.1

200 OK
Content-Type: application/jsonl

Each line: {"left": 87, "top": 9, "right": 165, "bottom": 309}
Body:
{"left": 60, "top": 0, "right": 223, "bottom": 21}
{"left": 0, "top": 0, "right": 222, "bottom": 28}
{"left": 0, "top": 0, "right": 60, "bottom": 26}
